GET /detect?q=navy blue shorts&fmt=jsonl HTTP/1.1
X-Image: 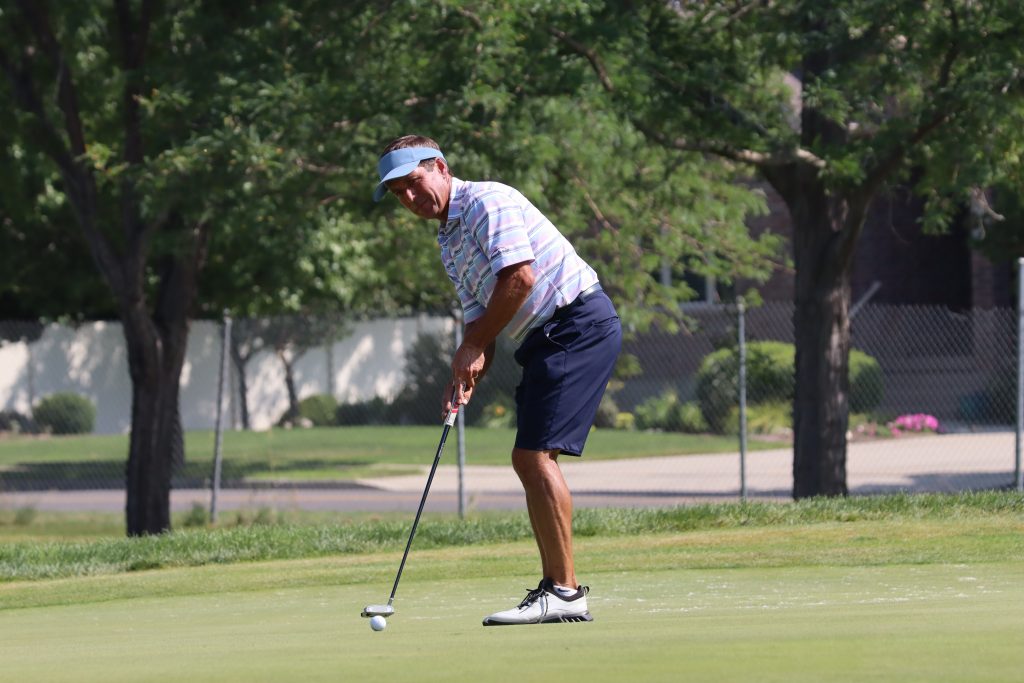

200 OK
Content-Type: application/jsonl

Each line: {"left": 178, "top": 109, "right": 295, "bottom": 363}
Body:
{"left": 513, "top": 288, "right": 622, "bottom": 456}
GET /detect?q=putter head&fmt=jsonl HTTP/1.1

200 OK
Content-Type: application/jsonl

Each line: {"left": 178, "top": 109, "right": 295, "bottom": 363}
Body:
{"left": 361, "top": 604, "right": 395, "bottom": 618}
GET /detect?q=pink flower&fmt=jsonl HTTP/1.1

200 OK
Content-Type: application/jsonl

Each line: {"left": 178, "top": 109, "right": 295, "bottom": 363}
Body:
{"left": 888, "top": 413, "right": 940, "bottom": 434}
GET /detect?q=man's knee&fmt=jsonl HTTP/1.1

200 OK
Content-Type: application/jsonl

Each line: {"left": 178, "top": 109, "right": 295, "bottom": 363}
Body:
{"left": 511, "top": 448, "right": 558, "bottom": 485}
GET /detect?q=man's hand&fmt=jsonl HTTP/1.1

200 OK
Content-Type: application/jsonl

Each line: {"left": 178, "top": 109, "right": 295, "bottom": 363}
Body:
{"left": 442, "top": 261, "right": 532, "bottom": 417}
{"left": 442, "top": 340, "right": 494, "bottom": 417}
{"left": 451, "top": 341, "right": 486, "bottom": 403}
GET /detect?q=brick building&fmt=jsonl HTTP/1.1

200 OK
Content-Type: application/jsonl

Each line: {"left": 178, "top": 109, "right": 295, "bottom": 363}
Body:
{"left": 736, "top": 181, "right": 1014, "bottom": 310}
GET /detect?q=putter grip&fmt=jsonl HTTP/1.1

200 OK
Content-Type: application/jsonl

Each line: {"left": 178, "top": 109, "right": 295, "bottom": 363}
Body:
{"left": 444, "top": 405, "right": 459, "bottom": 427}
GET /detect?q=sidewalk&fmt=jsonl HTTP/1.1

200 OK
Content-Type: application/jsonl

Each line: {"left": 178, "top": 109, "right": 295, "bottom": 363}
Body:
{"left": 355, "top": 431, "right": 1018, "bottom": 498}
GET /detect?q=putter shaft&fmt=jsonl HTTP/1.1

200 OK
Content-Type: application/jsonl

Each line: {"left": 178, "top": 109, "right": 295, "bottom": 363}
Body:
{"left": 386, "top": 400, "right": 460, "bottom": 606}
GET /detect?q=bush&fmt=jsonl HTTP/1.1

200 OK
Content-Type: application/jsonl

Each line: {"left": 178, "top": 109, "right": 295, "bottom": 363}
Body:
{"left": 392, "top": 331, "right": 521, "bottom": 426}
{"left": 614, "top": 412, "right": 635, "bottom": 430}
{"left": 634, "top": 391, "right": 708, "bottom": 433}
{"left": 182, "top": 503, "right": 210, "bottom": 528}
{"left": 297, "top": 394, "right": 338, "bottom": 427}
{"left": 634, "top": 390, "right": 680, "bottom": 431}
{"left": 696, "top": 342, "right": 882, "bottom": 434}
{"left": 336, "top": 397, "right": 395, "bottom": 426}
{"left": 0, "top": 410, "right": 37, "bottom": 435}
{"left": 849, "top": 350, "right": 884, "bottom": 413}
{"left": 33, "top": 393, "right": 96, "bottom": 435}
{"left": 677, "top": 401, "right": 710, "bottom": 433}
{"left": 593, "top": 394, "right": 620, "bottom": 429}
{"left": 696, "top": 342, "right": 793, "bottom": 433}
{"left": 479, "top": 400, "right": 516, "bottom": 428}
{"left": 724, "top": 400, "right": 793, "bottom": 436}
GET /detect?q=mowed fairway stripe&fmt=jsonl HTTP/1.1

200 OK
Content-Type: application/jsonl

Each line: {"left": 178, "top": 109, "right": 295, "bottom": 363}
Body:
{"left": 1, "top": 562, "right": 1021, "bottom": 683}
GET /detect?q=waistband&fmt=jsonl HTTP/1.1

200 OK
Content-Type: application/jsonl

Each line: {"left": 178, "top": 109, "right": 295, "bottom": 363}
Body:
{"left": 576, "top": 282, "right": 603, "bottom": 303}
{"left": 549, "top": 283, "right": 603, "bottom": 321}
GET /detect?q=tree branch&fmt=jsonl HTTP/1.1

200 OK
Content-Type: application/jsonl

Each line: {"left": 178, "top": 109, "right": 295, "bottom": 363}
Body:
{"left": 3, "top": 2, "right": 127, "bottom": 298}
{"left": 114, "top": 0, "right": 158, "bottom": 290}
{"left": 630, "top": 116, "right": 825, "bottom": 170}
{"left": 16, "top": 0, "right": 88, "bottom": 157}
{"left": 548, "top": 27, "right": 614, "bottom": 92}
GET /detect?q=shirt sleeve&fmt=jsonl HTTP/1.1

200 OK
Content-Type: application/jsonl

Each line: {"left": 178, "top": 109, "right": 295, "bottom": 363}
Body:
{"left": 465, "top": 190, "right": 536, "bottom": 275}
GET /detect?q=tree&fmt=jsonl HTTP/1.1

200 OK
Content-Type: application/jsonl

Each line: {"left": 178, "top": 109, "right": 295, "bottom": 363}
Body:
{"left": 552, "top": 0, "right": 1024, "bottom": 496}
{"left": 0, "top": 1, "right": 377, "bottom": 534}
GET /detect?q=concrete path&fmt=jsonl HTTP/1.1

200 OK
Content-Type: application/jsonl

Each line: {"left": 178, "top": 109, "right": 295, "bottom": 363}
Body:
{"left": 354, "top": 431, "right": 1017, "bottom": 501}
{"left": 2, "top": 432, "right": 1017, "bottom": 514}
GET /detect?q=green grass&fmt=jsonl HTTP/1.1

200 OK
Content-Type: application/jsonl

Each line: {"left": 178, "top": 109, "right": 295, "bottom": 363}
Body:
{"left": 0, "top": 425, "right": 777, "bottom": 486}
{"left": 2, "top": 492, "right": 1021, "bottom": 583}
{"left": 0, "top": 493, "right": 1022, "bottom": 682}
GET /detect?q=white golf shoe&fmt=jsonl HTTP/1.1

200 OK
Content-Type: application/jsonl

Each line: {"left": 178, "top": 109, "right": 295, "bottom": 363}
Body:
{"left": 482, "top": 579, "right": 593, "bottom": 626}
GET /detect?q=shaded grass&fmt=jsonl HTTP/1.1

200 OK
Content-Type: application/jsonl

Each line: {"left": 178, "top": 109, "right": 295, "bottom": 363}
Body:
{"left": 1, "top": 491, "right": 1020, "bottom": 584}
{"left": 0, "top": 426, "right": 779, "bottom": 489}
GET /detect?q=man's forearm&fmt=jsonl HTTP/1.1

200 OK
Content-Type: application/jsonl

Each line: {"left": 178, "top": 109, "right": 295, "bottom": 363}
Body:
{"left": 462, "top": 262, "right": 534, "bottom": 349}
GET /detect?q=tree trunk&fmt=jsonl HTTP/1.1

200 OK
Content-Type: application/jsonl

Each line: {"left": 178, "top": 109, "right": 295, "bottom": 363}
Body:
{"left": 278, "top": 347, "right": 300, "bottom": 424}
{"left": 230, "top": 341, "right": 252, "bottom": 430}
{"left": 787, "top": 183, "right": 868, "bottom": 498}
{"left": 123, "top": 334, "right": 180, "bottom": 535}
{"left": 121, "top": 267, "right": 195, "bottom": 534}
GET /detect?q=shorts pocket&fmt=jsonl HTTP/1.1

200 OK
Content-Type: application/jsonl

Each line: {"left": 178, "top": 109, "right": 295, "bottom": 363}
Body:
{"left": 542, "top": 316, "right": 581, "bottom": 351}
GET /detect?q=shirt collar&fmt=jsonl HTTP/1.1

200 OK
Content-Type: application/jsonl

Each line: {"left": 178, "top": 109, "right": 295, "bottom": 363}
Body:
{"left": 440, "top": 177, "right": 465, "bottom": 236}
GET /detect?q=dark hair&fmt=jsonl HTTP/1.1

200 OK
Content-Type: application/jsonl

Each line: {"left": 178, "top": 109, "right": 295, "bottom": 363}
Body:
{"left": 380, "top": 135, "right": 443, "bottom": 157}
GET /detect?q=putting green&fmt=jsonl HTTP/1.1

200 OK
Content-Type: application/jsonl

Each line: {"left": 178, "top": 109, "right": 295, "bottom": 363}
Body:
{"left": 2, "top": 562, "right": 1021, "bottom": 683}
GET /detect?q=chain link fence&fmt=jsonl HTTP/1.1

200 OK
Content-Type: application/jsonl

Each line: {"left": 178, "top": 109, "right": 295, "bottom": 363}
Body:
{"left": 1, "top": 301, "right": 1020, "bottom": 513}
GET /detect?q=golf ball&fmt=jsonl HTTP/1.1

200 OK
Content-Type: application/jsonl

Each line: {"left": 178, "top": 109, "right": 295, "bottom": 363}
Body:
{"left": 369, "top": 615, "right": 387, "bottom": 631}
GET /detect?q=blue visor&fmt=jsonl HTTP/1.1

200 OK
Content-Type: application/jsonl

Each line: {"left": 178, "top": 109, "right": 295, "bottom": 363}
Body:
{"left": 373, "top": 147, "right": 446, "bottom": 201}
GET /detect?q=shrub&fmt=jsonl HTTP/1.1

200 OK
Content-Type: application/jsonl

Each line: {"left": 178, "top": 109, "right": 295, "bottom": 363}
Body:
{"left": 634, "top": 391, "right": 707, "bottom": 433}
{"left": 0, "top": 410, "right": 37, "bottom": 435}
{"left": 393, "top": 331, "right": 521, "bottom": 426}
{"left": 724, "top": 400, "right": 793, "bottom": 436}
{"left": 593, "top": 394, "right": 620, "bottom": 429}
{"left": 614, "top": 412, "right": 635, "bottom": 430}
{"left": 849, "top": 350, "right": 884, "bottom": 413}
{"left": 696, "top": 342, "right": 883, "bottom": 433}
{"left": 33, "top": 393, "right": 96, "bottom": 435}
{"left": 696, "top": 342, "right": 793, "bottom": 433}
{"left": 182, "top": 503, "right": 209, "bottom": 528}
{"left": 479, "top": 400, "right": 516, "bottom": 429}
{"left": 297, "top": 394, "right": 338, "bottom": 427}
{"left": 634, "top": 390, "right": 682, "bottom": 431}
{"left": 336, "top": 397, "right": 395, "bottom": 426}
{"left": 677, "top": 401, "right": 710, "bottom": 433}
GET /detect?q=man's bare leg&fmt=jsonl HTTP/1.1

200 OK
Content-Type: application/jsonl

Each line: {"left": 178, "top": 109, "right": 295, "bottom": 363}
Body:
{"left": 511, "top": 447, "right": 577, "bottom": 588}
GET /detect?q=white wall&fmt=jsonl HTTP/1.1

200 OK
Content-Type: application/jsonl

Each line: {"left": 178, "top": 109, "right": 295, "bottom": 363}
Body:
{"left": 0, "top": 315, "right": 453, "bottom": 434}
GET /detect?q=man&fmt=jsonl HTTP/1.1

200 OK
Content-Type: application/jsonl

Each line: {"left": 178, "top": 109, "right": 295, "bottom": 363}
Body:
{"left": 374, "top": 135, "right": 622, "bottom": 625}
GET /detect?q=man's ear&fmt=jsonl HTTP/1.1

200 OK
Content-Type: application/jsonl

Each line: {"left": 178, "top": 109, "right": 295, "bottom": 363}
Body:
{"left": 434, "top": 157, "right": 450, "bottom": 177}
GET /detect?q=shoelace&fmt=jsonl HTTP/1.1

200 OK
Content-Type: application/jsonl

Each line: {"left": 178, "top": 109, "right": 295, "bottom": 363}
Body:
{"left": 516, "top": 585, "right": 547, "bottom": 609}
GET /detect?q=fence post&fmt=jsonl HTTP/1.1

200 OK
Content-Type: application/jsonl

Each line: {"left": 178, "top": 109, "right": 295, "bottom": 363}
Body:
{"left": 737, "top": 297, "right": 748, "bottom": 501}
{"left": 453, "top": 309, "right": 467, "bottom": 519}
{"left": 1017, "top": 259, "right": 1023, "bottom": 492}
{"left": 210, "top": 311, "right": 232, "bottom": 524}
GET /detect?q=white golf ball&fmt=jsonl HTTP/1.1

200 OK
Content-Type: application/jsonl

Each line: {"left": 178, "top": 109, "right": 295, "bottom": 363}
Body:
{"left": 369, "top": 615, "right": 387, "bottom": 631}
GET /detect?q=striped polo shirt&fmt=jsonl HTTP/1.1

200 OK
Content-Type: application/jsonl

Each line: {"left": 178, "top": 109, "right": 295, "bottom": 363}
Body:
{"left": 439, "top": 177, "right": 599, "bottom": 344}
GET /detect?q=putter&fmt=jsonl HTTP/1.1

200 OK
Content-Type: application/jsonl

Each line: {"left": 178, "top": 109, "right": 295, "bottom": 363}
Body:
{"left": 361, "top": 388, "right": 461, "bottom": 619}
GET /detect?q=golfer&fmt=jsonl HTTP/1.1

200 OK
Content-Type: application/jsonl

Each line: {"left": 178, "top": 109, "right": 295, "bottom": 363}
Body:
{"left": 374, "top": 135, "right": 622, "bottom": 625}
